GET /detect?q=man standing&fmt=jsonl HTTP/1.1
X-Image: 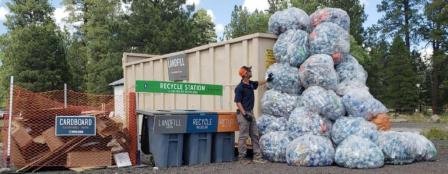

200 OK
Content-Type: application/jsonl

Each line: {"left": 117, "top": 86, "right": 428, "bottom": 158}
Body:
{"left": 234, "top": 66, "right": 273, "bottom": 164}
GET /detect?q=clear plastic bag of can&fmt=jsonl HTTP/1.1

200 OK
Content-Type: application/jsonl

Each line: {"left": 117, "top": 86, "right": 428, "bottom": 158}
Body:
{"left": 268, "top": 7, "right": 311, "bottom": 35}
{"left": 299, "top": 54, "right": 338, "bottom": 90}
{"left": 300, "top": 86, "right": 345, "bottom": 121}
{"left": 309, "top": 22, "right": 350, "bottom": 64}
{"left": 257, "top": 114, "right": 288, "bottom": 135}
{"left": 335, "top": 135, "right": 384, "bottom": 169}
{"left": 273, "top": 30, "right": 310, "bottom": 67}
{"left": 287, "top": 107, "right": 332, "bottom": 139}
{"left": 260, "top": 131, "right": 291, "bottom": 162}
{"left": 379, "top": 131, "right": 437, "bottom": 164}
{"left": 335, "top": 80, "right": 369, "bottom": 96}
{"left": 286, "top": 134, "right": 335, "bottom": 166}
{"left": 336, "top": 54, "right": 367, "bottom": 83}
{"left": 261, "top": 89, "right": 298, "bottom": 118}
{"left": 331, "top": 117, "right": 379, "bottom": 145}
{"left": 342, "top": 88, "right": 388, "bottom": 120}
{"left": 310, "top": 8, "right": 350, "bottom": 31}
{"left": 266, "top": 63, "right": 302, "bottom": 95}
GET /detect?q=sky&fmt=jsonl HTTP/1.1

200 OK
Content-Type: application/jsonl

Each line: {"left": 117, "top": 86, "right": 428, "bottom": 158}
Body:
{"left": 0, "top": 0, "right": 382, "bottom": 37}
{"left": 2, "top": 0, "right": 431, "bottom": 57}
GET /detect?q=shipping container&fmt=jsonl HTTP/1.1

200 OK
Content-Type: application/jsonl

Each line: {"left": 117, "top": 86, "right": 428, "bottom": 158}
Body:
{"left": 123, "top": 33, "right": 277, "bottom": 118}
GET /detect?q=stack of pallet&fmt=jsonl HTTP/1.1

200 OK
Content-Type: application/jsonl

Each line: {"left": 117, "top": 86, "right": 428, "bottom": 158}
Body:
{"left": 7, "top": 108, "right": 129, "bottom": 172}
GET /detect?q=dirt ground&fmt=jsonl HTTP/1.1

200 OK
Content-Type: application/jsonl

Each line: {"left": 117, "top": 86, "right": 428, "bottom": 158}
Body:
{"left": 2, "top": 122, "right": 448, "bottom": 174}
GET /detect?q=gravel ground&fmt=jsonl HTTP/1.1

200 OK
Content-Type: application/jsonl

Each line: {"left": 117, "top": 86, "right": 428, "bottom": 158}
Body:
{"left": 2, "top": 122, "right": 447, "bottom": 174}
{"left": 35, "top": 140, "right": 448, "bottom": 174}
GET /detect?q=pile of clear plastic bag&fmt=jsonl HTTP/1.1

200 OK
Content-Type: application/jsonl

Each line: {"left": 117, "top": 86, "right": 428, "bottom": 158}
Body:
{"left": 342, "top": 88, "right": 388, "bottom": 120}
{"left": 309, "top": 22, "right": 350, "bottom": 64}
{"left": 310, "top": 8, "right": 350, "bottom": 31}
{"left": 287, "top": 107, "right": 332, "bottom": 139}
{"left": 268, "top": 7, "right": 310, "bottom": 35}
{"left": 266, "top": 63, "right": 302, "bottom": 94}
{"left": 379, "top": 131, "right": 437, "bottom": 164}
{"left": 257, "top": 114, "right": 288, "bottom": 135}
{"left": 273, "top": 29, "right": 310, "bottom": 67}
{"left": 336, "top": 55, "right": 367, "bottom": 83}
{"left": 286, "top": 134, "right": 335, "bottom": 166}
{"left": 335, "top": 135, "right": 384, "bottom": 169}
{"left": 260, "top": 131, "right": 291, "bottom": 162}
{"left": 300, "top": 86, "right": 345, "bottom": 121}
{"left": 261, "top": 89, "right": 298, "bottom": 118}
{"left": 331, "top": 117, "right": 379, "bottom": 145}
{"left": 299, "top": 54, "right": 338, "bottom": 90}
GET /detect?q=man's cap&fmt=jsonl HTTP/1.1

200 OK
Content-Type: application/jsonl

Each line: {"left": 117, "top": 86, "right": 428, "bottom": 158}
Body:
{"left": 239, "top": 66, "right": 252, "bottom": 77}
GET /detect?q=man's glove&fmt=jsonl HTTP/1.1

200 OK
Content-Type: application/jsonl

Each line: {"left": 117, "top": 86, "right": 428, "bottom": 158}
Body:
{"left": 266, "top": 73, "right": 274, "bottom": 82}
{"left": 243, "top": 113, "right": 253, "bottom": 122}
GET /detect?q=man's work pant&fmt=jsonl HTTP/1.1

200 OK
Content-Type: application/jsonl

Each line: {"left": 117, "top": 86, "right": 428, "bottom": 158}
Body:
{"left": 237, "top": 111, "right": 261, "bottom": 158}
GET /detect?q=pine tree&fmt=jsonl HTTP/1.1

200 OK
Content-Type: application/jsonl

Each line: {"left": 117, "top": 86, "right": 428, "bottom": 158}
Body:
{"left": 384, "top": 35, "right": 418, "bottom": 113}
{"left": 224, "top": 5, "right": 270, "bottom": 40}
{"left": 1, "top": 0, "right": 69, "bottom": 92}
{"left": 366, "top": 40, "right": 389, "bottom": 101}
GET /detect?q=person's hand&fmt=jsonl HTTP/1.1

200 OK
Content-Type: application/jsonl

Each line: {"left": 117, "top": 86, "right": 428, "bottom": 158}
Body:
{"left": 243, "top": 113, "right": 253, "bottom": 122}
{"left": 266, "top": 73, "right": 274, "bottom": 82}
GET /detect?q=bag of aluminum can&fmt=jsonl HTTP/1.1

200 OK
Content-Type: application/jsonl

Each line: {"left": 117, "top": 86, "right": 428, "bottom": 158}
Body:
{"left": 342, "top": 88, "right": 388, "bottom": 120}
{"left": 331, "top": 117, "right": 379, "bottom": 145}
{"left": 266, "top": 63, "right": 302, "bottom": 95}
{"left": 300, "top": 86, "right": 345, "bottom": 121}
{"left": 257, "top": 114, "right": 288, "bottom": 135}
{"left": 310, "top": 7, "right": 350, "bottom": 31}
{"left": 299, "top": 54, "right": 338, "bottom": 90}
{"left": 261, "top": 89, "right": 298, "bottom": 118}
{"left": 379, "top": 131, "right": 437, "bottom": 164}
{"left": 309, "top": 22, "right": 350, "bottom": 64}
{"left": 335, "top": 135, "right": 384, "bottom": 169}
{"left": 260, "top": 131, "right": 291, "bottom": 162}
{"left": 273, "top": 30, "right": 310, "bottom": 67}
{"left": 268, "top": 7, "right": 311, "bottom": 35}
{"left": 286, "top": 134, "right": 335, "bottom": 166}
{"left": 336, "top": 54, "right": 367, "bottom": 84}
{"left": 287, "top": 107, "right": 332, "bottom": 139}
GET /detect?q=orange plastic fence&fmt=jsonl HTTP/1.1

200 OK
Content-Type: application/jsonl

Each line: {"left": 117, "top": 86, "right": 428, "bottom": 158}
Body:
{"left": 1, "top": 86, "right": 131, "bottom": 171}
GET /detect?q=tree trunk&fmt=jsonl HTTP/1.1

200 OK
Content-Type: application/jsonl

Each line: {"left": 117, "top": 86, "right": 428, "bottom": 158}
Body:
{"left": 403, "top": 0, "right": 411, "bottom": 50}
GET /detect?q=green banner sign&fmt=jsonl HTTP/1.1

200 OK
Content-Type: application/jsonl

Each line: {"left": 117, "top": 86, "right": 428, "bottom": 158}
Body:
{"left": 136, "top": 80, "right": 223, "bottom": 96}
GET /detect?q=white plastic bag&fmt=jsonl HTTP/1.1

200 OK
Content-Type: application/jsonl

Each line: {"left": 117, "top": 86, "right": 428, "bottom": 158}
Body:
{"left": 273, "top": 30, "right": 310, "bottom": 67}
{"left": 331, "top": 117, "right": 379, "bottom": 145}
{"left": 300, "top": 86, "right": 345, "bottom": 121}
{"left": 299, "top": 54, "right": 338, "bottom": 90}
{"left": 260, "top": 131, "right": 291, "bottom": 162}
{"left": 261, "top": 89, "right": 298, "bottom": 118}
{"left": 266, "top": 63, "right": 302, "bottom": 95}
{"left": 268, "top": 7, "right": 311, "bottom": 35}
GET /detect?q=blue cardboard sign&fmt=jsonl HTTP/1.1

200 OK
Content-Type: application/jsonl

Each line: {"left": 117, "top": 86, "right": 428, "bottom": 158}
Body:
{"left": 186, "top": 113, "right": 218, "bottom": 133}
{"left": 55, "top": 116, "right": 96, "bottom": 136}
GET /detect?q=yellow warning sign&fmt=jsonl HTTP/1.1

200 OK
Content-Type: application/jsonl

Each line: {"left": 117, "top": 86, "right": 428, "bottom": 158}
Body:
{"left": 265, "top": 49, "right": 275, "bottom": 68}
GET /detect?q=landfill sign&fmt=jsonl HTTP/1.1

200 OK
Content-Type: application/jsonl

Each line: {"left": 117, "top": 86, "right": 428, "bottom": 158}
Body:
{"left": 135, "top": 80, "right": 223, "bottom": 96}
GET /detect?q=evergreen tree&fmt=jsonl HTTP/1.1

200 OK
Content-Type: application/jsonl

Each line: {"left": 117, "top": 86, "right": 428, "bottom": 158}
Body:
{"left": 224, "top": 5, "right": 270, "bottom": 39}
{"left": 421, "top": 0, "right": 448, "bottom": 114}
{"left": 366, "top": 40, "right": 389, "bottom": 101}
{"left": 191, "top": 9, "right": 217, "bottom": 45}
{"left": 376, "top": 0, "right": 424, "bottom": 50}
{"left": 384, "top": 35, "right": 418, "bottom": 113}
{"left": 1, "top": 0, "right": 69, "bottom": 92}
{"left": 83, "top": 0, "right": 125, "bottom": 93}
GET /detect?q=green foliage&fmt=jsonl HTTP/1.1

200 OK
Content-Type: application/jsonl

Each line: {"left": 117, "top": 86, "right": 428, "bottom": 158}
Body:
{"left": 350, "top": 35, "right": 369, "bottom": 65}
{"left": 424, "top": 128, "right": 448, "bottom": 140}
{"left": 1, "top": 0, "right": 69, "bottom": 92}
{"left": 366, "top": 40, "right": 389, "bottom": 101}
{"left": 224, "top": 5, "right": 270, "bottom": 40}
{"left": 375, "top": 0, "right": 424, "bottom": 49}
{"left": 384, "top": 35, "right": 418, "bottom": 113}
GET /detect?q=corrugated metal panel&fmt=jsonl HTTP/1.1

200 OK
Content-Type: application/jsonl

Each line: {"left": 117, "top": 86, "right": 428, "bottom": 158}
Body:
{"left": 123, "top": 33, "right": 277, "bottom": 118}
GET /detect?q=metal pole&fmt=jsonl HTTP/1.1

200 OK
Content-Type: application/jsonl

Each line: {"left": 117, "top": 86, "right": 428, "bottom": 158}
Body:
{"left": 6, "top": 76, "right": 14, "bottom": 167}
{"left": 64, "top": 83, "right": 67, "bottom": 108}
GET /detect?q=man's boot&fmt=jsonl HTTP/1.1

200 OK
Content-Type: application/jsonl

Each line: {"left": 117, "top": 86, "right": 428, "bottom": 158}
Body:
{"left": 238, "top": 154, "right": 251, "bottom": 165}
{"left": 253, "top": 154, "right": 267, "bottom": 164}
